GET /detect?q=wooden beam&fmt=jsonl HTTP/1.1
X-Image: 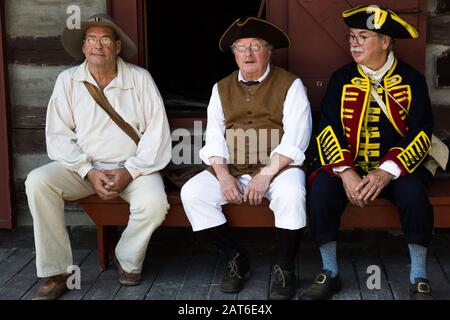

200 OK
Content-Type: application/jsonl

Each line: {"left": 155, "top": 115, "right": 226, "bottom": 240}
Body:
{"left": 7, "top": 37, "right": 79, "bottom": 66}
{"left": 428, "top": 13, "right": 450, "bottom": 46}
{"left": 0, "top": 1, "right": 13, "bottom": 229}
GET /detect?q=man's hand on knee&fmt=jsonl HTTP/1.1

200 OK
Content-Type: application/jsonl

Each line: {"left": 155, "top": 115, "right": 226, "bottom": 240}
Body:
{"left": 87, "top": 169, "right": 119, "bottom": 200}
{"left": 339, "top": 168, "right": 365, "bottom": 207}
{"left": 356, "top": 169, "right": 393, "bottom": 202}
{"left": 244, "top": 173, "right": 271, "bottom": 206}
{"left": 218, "top": 173, "right": 244, "bottom": 204}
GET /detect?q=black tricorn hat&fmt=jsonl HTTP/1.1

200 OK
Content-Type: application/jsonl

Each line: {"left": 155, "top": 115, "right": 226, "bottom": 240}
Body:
{"left": 342, "top": 5, "right": 419, "bottom": 39}
{"left": 219, "top": 16, "right": 291, "bottom": 52}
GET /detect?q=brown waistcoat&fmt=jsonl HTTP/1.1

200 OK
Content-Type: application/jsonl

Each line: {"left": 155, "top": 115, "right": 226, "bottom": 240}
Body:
{"left": 212, "top": 65, "right": 297, "bottom": 177}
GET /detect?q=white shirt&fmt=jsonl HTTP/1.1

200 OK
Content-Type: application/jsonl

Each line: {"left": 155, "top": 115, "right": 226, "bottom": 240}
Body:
{"left": 46, "top": 57, "right": 172, "bottom": 180}
{"left": 199, "top": 65, "right": 312, "bottom": 166}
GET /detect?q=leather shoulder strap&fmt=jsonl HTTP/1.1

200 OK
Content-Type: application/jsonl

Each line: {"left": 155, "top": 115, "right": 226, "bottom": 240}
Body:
{"left": 83, "top": 81, "right": 140, "bottom": 145}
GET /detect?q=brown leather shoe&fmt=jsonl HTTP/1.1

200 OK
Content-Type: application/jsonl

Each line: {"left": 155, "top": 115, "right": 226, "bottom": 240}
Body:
{"left": 113, "top": 254, "right": 142, "bottom": 286}
{"left": 300, "top": 270, "right": 341, "bottom": 300}
{"left": 32, "top": 273, "right": 71, "bottom": 300}
{"left": 410, "top": 278, "right": 434, "bottom": 300}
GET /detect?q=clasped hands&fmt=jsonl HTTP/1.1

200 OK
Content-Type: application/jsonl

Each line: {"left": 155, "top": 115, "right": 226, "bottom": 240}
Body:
{"left": 340, "top": 168, "right": 394, "bottom": 207}
{"left": 87, "top": 168, "right": 132, "bottom": 200}
{"left": 219, "top": 172, "right": 272, "bottom": 206}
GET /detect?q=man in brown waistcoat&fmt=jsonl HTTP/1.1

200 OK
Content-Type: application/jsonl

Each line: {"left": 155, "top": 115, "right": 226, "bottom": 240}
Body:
{"left": 181, "top": 17, "right": 312, "bottom": 300}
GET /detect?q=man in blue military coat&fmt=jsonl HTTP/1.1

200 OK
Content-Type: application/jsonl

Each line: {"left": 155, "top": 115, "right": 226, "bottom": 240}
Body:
{"left": 301, "top": 5, "right": 434, "bottom": 300}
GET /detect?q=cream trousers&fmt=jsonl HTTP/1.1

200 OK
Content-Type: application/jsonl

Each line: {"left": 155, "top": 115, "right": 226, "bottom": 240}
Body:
{"left": 25, "top": 162, "right": 169, "bottom": 278}
{"left": 181, "top": 168, "right": 307, "bottom": 232}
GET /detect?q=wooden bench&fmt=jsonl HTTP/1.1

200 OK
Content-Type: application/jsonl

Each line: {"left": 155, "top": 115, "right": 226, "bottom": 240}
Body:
{"left": 77, "top": 115, "right": 450, "bottom": 271}
{"left": 79, "top": 179, "right": 450, "bottom": 271}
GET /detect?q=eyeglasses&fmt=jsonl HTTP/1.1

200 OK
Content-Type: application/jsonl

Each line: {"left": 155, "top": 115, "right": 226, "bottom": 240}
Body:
{"left": 345, "top": 34, "right": 378, "bottom": 45}
{"left": 231, "top": 43, "right": 271, "bottom": 53}
{"left": 84, "top": 36, "right": 115, "bottom": 47}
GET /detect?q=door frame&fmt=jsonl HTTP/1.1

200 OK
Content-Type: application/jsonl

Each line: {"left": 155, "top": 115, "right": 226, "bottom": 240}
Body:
{"left": 107, "top": 0, "right": 147, "bottom": 68}
{"left": 0, "top": 0, "right": 13, "bottom": 229}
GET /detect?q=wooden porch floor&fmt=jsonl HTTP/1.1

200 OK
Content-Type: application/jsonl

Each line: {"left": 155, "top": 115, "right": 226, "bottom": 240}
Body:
{"left": 1, "top": 227, "right": 450, "bottom": 300}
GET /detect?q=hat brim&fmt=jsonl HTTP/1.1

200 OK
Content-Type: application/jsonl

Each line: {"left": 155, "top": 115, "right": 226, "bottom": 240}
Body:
{"left": 219, "top": 17, "right": 291, "bottom": 52}
{"left": 61, "top": 19, "right": 138, "bottom": 60}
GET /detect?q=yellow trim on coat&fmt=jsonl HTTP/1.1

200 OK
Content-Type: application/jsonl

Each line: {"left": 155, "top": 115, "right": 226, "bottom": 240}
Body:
{"left": 317, "top": 125, "right": 345, "bottom": 166}
{"left": 397, "top": 131, "right": 432, "bottom": 173}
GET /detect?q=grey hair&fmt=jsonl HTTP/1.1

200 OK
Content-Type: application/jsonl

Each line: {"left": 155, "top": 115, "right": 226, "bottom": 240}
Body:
{"left": 377, "top": 33, "right": 395, "bottom": 52}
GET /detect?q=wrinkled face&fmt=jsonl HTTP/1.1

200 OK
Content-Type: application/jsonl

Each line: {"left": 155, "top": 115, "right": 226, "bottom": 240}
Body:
{"left": 82, "top": 26, "right": 121, "bottom": 69}
{"left": 348, "top": 28, "right": 390, "bottom": 68}
{"left": 232, "top": 37, "right": 272, "bottom": 80}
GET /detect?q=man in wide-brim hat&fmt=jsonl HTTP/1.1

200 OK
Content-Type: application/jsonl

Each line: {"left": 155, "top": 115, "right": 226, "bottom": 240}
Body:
{"left": 26, "top": 13, "right": 172, "bottom": 300}
{"left": 61, "top": 13, "right": 138, "bottom": 61}
{"left": 181, "top": 16, "right": 312, "bottom": 300}
{"left": 302, "top": 5, "right": 435, "bottom": 300}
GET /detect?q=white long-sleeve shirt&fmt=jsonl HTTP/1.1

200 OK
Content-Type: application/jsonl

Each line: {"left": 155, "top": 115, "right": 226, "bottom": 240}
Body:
{"left": 46, "top": 57, "right": 172, "bottom": 180}
{"left": 199, "top": 65, "right": 312, "bottom": 166}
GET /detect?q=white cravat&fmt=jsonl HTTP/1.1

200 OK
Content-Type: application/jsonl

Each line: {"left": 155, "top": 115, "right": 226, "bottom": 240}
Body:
{"left": 359, "top": 51, "right": 395, "bottom": 82}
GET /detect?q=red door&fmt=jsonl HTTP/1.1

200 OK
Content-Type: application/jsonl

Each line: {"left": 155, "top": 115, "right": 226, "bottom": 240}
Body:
{"left": 107, "top": 0, "right": 146, "bottom": 67}
{"left": 0, "top": 0, "right": 12, "bottom": 229}
{"left": 267, "top": 0, "right": 427, "bottom": 111}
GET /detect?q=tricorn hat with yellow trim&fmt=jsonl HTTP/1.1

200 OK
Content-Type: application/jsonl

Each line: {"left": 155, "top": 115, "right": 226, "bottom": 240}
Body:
{"left": 219, "top": 16, "right": 291, "bottom": 52}
{"left": 342, "top": 5, "right": 419, "bottom": 39}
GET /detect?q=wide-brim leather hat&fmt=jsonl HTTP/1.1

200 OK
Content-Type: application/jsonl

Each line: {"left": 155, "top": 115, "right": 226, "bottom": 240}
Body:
{"left": 61, "top": 13, "right": 138, "bottom": 60}
{"left": 219, "top": 16, "right": 291, "bottom": 52}
{"left": 342, "top": 5, "right": 419, "bottom": 39}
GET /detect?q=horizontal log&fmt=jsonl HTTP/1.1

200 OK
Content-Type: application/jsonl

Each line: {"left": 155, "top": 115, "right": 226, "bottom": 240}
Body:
{"left": 11, "top": 106, "right": 46, "bottom": 129}
{"left": 13, "top": 154, "right": 50, "bottom": 182}
{"left": 10, "top": 106, "right": 208, "bottom": 130}
{"left": 428, "top": 14, "right": 450, "bottom": 45}
{"left": 7, "top": 37, "right": 81, "bottom": 66}
{"left": 436, "top": 0, "right": 450, "bottom": 14}
{"left": 13, "top": 128, "right": 45, "bottom": 154}
{"left": 433, "top": 104, "right": 450, "bottom": 140}
{"left": 10, "top": 104, "right": 450, "bottom": 155}
{"left": 5, "top": 0, "right": 106, "bottom": 38}
{"left": 8, "top": 64, "right": 66, "bottom": 108}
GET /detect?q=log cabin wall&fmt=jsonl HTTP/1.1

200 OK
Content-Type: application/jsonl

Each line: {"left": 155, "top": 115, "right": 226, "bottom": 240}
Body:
{"left": 427, "top": 0, "right": 450, "bottom": 140}
{"left": 5, "top": 0, "right": 107, "bottom": 226}
{"left": 2, "top": 0, "right": 450, "bottom": 227}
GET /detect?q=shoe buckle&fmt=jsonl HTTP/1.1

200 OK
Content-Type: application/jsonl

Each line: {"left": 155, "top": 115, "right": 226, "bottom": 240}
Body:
{"left": 315, "top": 273, "right": 327, "bottom": 284}
{"left": 417, "top": 282, "right": 431, "bottom": 294}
